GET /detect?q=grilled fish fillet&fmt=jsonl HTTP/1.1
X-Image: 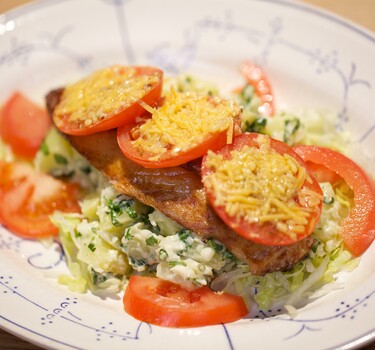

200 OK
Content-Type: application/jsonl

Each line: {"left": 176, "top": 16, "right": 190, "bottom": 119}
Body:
{"left": 46, "top": 89, "right": 313, "bottom": 275}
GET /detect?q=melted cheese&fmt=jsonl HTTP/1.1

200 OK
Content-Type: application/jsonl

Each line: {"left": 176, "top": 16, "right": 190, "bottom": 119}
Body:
{"left": 54, "top": 65, "right": 160, "bottom": 130}
{"left": 203, "top": 134, "right": 319, "bottom": 240}
{"left": 131, "top": 88, "right": 241, "bottom": 160}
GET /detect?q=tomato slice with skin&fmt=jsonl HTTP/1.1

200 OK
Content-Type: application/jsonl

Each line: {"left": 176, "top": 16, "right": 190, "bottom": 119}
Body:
{"left": 294, "top": 145, "right": 375, "bottom": 256}
{"left": 240, "top": 61, "right": 275, "bottom": 116}
{"left": 0, "top": 162, "right": 81, "bottom": 239}
{"left": 123, "top": 275, "right": 248, "bottom": 327}
{"left": 52, "top": 66, "right": 163, "bottom": 136}
{"left": 303, "top": 160, "right": 342, "bottom": 184}
{"left": 117, "top": 119, "right": 239, "bottom": 168}
{"left": 117, "top": 89, "right": 242, "bottom": 169}
{"left": 0, "top": 92, "right": 52, "bottom": 159}
{"left": 202, "top": 133, "right": 323, "bottom": 246}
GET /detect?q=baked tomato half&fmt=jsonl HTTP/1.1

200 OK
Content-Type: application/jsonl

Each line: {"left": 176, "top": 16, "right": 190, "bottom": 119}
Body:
{"left": 0, "top": 162, "right": 81, "bottom": 239}
{"left": 117, "top": 89, "right": 242, "bottom": 168}
{"left": 240, "top": 60, "right": 274, "bottom": 116}
{"left": 0, "top": 92, "right": 52, "bottom": 159}
{"left": 202, "top": 133, "right": 323, "bottom": 246}
{"left": 294, "top": 145, "right": 375, "bottom": 256}
{"left": 52, "top": 65, "right": 163, "bottom": 135}
{"left": 123, "top": 276, "right": 248, "bottom": 327}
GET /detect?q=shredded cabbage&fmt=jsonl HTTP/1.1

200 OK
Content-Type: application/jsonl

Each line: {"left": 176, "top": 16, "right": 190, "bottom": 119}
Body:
{"left": 34, "top": 127, "right": 100, "bottom": 190}
{"left": 40, "top": 76, "right": 359, "bottom": 315}
{"left": 210, "top": 181, "right": 358, "bottom": 313}
{"left": 52, "top": 212, "right": 129, "bottom": 295}
{"left": 236, "top": 84, "right": 350, "bottom": 152}
{"left": 52, "top": 184, "right": 235, "bottom": 292}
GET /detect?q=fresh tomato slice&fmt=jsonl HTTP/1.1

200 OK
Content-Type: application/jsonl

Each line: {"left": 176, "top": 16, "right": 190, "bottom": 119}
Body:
{"left": 52, "top": 66, "right": 163, "bottom": 135}
{"left": 294, "top": 145, "right": 375, "bottom": 256}
{"left": 240, "top": 60, "right": 275, "bottom": 116}
{"left": 123, "top": 275, "right": 248, "bottom": 327}
{"left": 117, "top": 120, "right": 239, "bottom": 169}
{"left": 117, "top": 91, "right": 242, "bottom": 168}
{"left": 303, "top": 161, "right": 342, "bottom": 184}
{"left": 202, "top": 133, "right": 323, "bottom": 246}
{"left": 0, "top": 162, "right": 81, "bottom": 239}
{"left": 0, "top": 92, "right": 52, "bottom": 159}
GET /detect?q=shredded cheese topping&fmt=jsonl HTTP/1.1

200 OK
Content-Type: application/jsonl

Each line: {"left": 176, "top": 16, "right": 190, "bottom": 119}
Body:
{"left": 130, "top": 88, "right": 241, "bottom": 160}
{"left": 53, "top": 65, "right": 161, "bottom": 129}
{"left": 203, "top": 134, "right": 320, "bottom": 240}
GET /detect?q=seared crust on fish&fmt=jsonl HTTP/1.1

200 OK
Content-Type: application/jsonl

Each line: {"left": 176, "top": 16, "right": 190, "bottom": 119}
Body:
{"left": 46, "top": 89, "right": 313, "bottom": 275}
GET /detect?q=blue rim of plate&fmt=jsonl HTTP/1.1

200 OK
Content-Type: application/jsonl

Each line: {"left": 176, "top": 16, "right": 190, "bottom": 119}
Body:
{"left": 3, "top": 0, "right": 374, "bottom": 43}
{"left": 0, "top": 1, "right": 374, "bottom": 349}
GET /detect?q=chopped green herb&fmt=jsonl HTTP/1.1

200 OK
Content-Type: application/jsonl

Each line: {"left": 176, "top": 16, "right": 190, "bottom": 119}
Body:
{"left": 40, "top": 140, "right": 49, "bottom": 155}
{"left": 124, "top": 227, "right": 133, "bottom": 240}
{"left": 108, "top": 196, "right": 137, "bottom": 226}
{"left": 75, "top": 231, "right": 82, "bottom": 238}
{"left": 177, "top": 229, "right": 193, "bottom": 243}
{"left": 169, "top": 260, "right": 186, "bottom": 267}
{"left": 126, "top": 206, "right": 138, "bottom": 219}
{"left": 110, "top": 214, "right": 122, "bottom": 227}
{"left": 240, "top": 84, "right": 255, "bottom": 104}
{"left": 88, "top": 242, "right": 96, "bottom": 252}
{"left": 137, "top": 213, "right": 153, "bottom": 228}
{"left": 129, "top": 257, "right": 146, "bottom": 267}
{"left": 284, "top": 118, "right": 301, "bottom": 143}
{"left": 146, "top": 236, "right": 158, "bottom": 246}
{"left": 207, "top": 238, "right": 224, "bottom": 253}
{"left": 91, "top": 269, "right": 108, "bottom": 285}
{"left": 311, "top": 240, "right": 320, "bottom": 253}
{"left": 80, "top": 165, "right": 92, "bottom": 175}
{"left": 223, "top": 250, "right": 236, "bottom": 263}
{"left": 109, "top": 197, "right": 133, "bottom": 213}
{"left": 54, "top": 153, "right": 68, "bottom": 165}
{"left": 49, "top": 168, "right": 75, "bottom": 179}
{"left": 245, "top": 117, "right": 267, "bottom": 133}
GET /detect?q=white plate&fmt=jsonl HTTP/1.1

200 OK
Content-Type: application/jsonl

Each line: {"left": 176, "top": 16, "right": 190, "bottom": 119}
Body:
{"left": 1, "top": 0, "right": 375, "bottom": 349}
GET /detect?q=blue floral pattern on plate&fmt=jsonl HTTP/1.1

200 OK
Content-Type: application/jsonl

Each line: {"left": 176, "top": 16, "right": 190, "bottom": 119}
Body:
{"left": 0, "top": 0, "right": 375, "bottom": 349}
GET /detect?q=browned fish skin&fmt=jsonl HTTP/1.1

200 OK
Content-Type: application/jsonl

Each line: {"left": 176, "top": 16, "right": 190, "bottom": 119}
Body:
{"left": 46, "top": 88, "right": 313, "bottom": 275}
{"left": 46, "top": 88, "right": 64, "bottom": 117}
{"left": 66, "top": 129, "right": 313, "bottom": 275}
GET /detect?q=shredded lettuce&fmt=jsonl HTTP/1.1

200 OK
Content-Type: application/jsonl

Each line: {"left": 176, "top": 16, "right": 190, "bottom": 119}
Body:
{"left": 54, "top": 179, "right": 356, "bottom": 313}
{"left": 163, "top": 74, "right": 219, "bottom": 97}
{"left": 34, "top": 127, "right": 100, "bottom": 190}
{"left": 240, "top": 109, "right": 350, "bottom": 152}
{"left": 52, "top": 213, "right": 129, "bottom": 295}
{"left": 0, "top": 75, "right": 362, "bottom": 318}
{"left": 210, "top": 181, "right": 358, "bottom": 313}
{"left": 148, "top": 209, "right": 183, "bottom": 236}
{"left": 235, "top": 84, "right": 349, "bottom": 152}
{"left": 44, "top": 76, "right": 359, "bottom": 316}
{"left": 54, "top": 185, "right": 235, "bottom": 291}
